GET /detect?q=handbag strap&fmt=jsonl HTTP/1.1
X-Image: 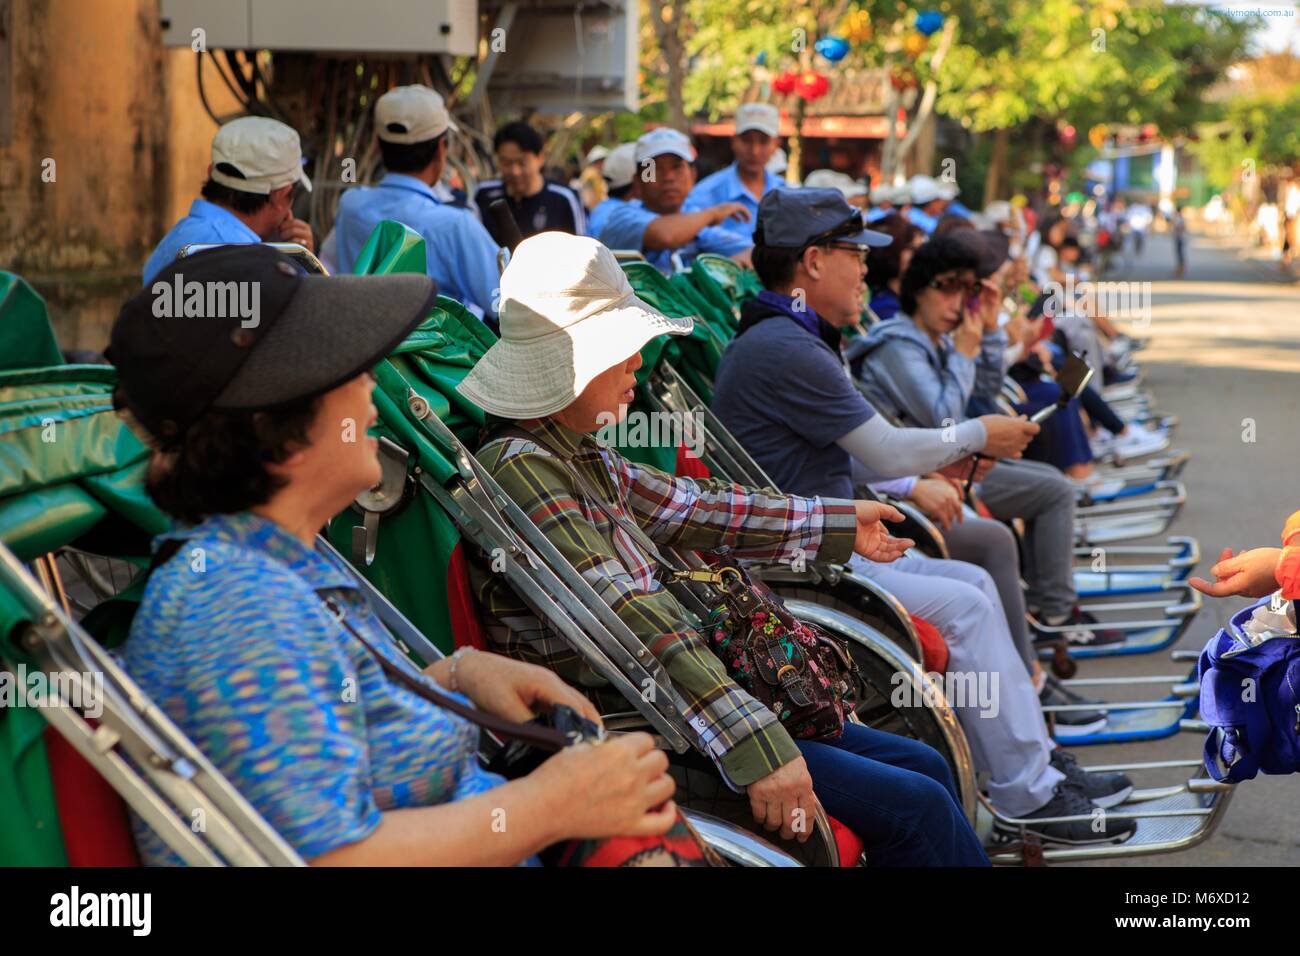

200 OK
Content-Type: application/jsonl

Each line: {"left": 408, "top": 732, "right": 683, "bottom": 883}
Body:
{"left": 491, "top": 424, "right": 689, "bottom": 581}
{"left": 150, "top": 537, "right": 569, "bottom": 752}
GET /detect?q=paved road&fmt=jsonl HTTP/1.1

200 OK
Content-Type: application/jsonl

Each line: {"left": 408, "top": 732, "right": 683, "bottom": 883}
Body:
{"left": 1070, "top": 228, "right": 1300, "bottom": 866}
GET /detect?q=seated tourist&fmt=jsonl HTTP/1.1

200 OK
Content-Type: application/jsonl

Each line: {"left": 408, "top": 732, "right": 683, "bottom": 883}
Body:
{"left": 856, "top": 236, "right": 1122, "bottom": 647}
{"left": 684, "top": 102, "right": 788, "bottom": 241}
{"left": 586, "top": 143, "right": 637, "bottom": 240}
{"left": 599, "top": 128, "right": 753, "bottom": 273}
{"left": 458, "top": 231, "right": 990, "bottom": 865}
{"left": 707, "top": 190, "right": 1133, "bottom": 839}
{"left": 110, "top": 245, "right": 708, "bottom": 867}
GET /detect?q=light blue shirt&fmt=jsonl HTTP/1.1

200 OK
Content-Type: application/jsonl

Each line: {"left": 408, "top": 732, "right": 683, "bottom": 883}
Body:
{"left": 684, "top": 162, "right": 786, "bottom": 240}
{"left": 599, "top": 200, "right": 751, "bottom": 274}
{"left": 126, "top": 511, "right": 508, "bottom": 865}
{"left": 142, "top": 199, "right": 262, "bottom": 284}
{"left": 587, "top": 196, "right": 630, "bottom": 240}
{"left": 334, "top": 173, "right": 501, "bottom": 319}
{"left": 907, "top": 207, "right": 940, "bottom": 234}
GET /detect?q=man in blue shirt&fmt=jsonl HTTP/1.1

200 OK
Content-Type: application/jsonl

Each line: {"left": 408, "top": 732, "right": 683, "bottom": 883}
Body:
{"left": 334, "top": 85, "right": 501, "bottom": 320}
{"left": 906, "top": 175, "right": 959, "bottom": 234}
{"left": 599, "top": 128, "right": 752, "bottom": 273}
{"left": 684, "top": 103, "right": 787, "bottom": 242}
{"left": 586, "top": 142, "right": 637, "bottom": 239}
{"left": 142, "top": 117, "right": 315, "bottom": 284}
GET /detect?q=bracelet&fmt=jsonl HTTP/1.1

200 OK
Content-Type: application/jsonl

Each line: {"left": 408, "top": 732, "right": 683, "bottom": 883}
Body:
{"left": 447, "top": 646, "right": 475, "bottom": 694}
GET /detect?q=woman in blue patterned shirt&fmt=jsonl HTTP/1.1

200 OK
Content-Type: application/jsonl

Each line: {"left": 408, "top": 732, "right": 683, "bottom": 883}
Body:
{"left": 110, "top": 245, "right": 702, "bottom": 866}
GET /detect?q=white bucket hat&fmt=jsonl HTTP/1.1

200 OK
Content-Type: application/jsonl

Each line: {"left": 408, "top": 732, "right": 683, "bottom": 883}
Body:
{"left": 456, "top": 233, "right": 693, "bottom": 419}
{"left": 210, "top": 116, "right": 312, "bottom": 195}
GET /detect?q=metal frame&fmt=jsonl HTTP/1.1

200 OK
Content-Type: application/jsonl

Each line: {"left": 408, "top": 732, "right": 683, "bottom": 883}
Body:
{"left": 0, "top": 545, "right": 305, "bottom": 867}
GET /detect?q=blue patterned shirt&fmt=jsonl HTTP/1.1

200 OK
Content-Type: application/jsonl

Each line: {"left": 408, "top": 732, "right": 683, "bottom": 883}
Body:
{"left": 124, "top": 511, "right": 505, "bottom": 864}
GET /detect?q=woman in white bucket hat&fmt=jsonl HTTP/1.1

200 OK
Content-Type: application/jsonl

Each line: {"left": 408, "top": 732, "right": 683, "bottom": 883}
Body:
{"left": 458, "top": 232, "right": 989, "bottom": 866}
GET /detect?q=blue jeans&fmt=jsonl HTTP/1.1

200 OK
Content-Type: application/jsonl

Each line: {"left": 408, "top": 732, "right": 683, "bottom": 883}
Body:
{"left": 796, "top": 723, "right": 990, "bottom": 867}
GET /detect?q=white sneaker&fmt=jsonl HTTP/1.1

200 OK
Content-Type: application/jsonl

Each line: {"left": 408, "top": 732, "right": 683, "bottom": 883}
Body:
{"left": 1110, "top": 421, "right": 1168, "bottom": 459}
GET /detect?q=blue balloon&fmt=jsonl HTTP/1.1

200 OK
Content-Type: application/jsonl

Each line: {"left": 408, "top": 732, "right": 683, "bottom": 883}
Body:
{"left": 756, "top": 50, "right": 767, "bottom": 66}
{"left": 915, "top": 11, "right": 944, "bottom": 36}
{"left": 815, "top": 35, "right": 850, "bottom": 63}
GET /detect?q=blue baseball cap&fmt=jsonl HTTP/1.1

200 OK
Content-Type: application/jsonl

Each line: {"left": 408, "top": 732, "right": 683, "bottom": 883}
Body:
{"left": 755, "top": 187, "right": 893, "bottom": 249}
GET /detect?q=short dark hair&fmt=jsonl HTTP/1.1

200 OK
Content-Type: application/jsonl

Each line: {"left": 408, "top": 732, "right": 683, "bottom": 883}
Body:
{"left": 752, "top": 241, "right": 805, "bottom": 290}
{"left": 200, "top": 169, "right": 272, "bottom": 215}
{"left": 898, "top": 236, "right": 981, "bottom": 315}
{"left": 379, "top": 132, "right": 445, "bottom": 174}
{"left": 866, "top": 214, "right": 923, "bottom": 292}
{"left": 933, "top": 214, "right": 975, "bottom": 238}
{"left": 494, "top": 121, "right": 544, "bottom": 155}
{"left": 123, "top": 391, "right": 322, "bottom": 526}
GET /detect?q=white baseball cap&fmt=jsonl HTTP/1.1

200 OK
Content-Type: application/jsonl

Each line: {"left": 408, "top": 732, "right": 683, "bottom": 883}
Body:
{"left": 735, "top": 102, "right": 781, "bottom": 138}
{"left": 585, "top": 145, "right": 610, "bottom": 166}
{"left": 983, "top": 200, "right": 1013, "bottom": 225}
{"left": 456, "top": 233, "right": 693, "bottom": 419}
{"left": 869, "top": 183, "right": 894, "bottom": 204}
{"left": 908, "top": 174, "right": 959, "bottom": 205}
{"left": 210, "top": 117, "right": 312, "bottom": 195}
{"left": 602, "top": 143, "right": 638, "bottom": 190}
{"left": 635, "top": 128, "right": 696, "bottom": 166}
{"left": 766, "top": 147, "right": 788, "bottom": 175}
{"left": 803, "top": 169, "right": 866, "bottom": 200}
{"left": 375, "top": 84, "right": 456, "bottom": 144}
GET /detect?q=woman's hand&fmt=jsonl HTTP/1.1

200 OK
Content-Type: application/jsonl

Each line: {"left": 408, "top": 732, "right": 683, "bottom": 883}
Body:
{"left": 909, "top": 477, "right": 964, "bottom": 531}
{"left": 530, "top": 732, "right": 678, "bottom": 840}
{"left": 1190, "top": 547, "right": 1284, "bottom": 599}
{"left": 952, "top": 307, "right": 984, "bottom": 357}
{"left": 976, "top": 278, "right": 1002, "bottom": 333}
{"left": 438, "top": 651, "right": 603, "bottom": 725}
{"left": 852, "top": 500, "right": 914, "bottom": 562}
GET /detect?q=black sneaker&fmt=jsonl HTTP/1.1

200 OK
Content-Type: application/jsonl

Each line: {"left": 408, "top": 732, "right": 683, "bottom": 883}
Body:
{"left": 1041, "top": 608, "right": 1126, "bottom": 647}
{"left": 996, "top": 782, "right": 1137, "bottom": 845}
{"left": 1039, "top": 676, "right": 1107, "bottom": 738}
{"left": 1051, "top": 749, "right": 1134, "bottom": 809}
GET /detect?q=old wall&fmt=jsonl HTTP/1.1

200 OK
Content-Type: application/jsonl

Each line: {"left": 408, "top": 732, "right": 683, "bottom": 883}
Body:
{"left": 0, "top": 0, "right": 240, "bottom": 351}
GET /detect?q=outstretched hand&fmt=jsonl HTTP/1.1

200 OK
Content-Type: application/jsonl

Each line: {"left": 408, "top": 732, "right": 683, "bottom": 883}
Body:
{"left": 1189, "top": 547, "right": 1283, "bottom": 600}
{"left": 852, "top": 500, "right": 914, "bottom": 563}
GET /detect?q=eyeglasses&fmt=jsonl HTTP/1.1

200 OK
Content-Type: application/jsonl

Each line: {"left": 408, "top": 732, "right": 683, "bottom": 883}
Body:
{"left": 928, "top": 275, "right": 977, "bottom": 296}
{"left": 824, "top": 242, "right": 870, "bottom": 267}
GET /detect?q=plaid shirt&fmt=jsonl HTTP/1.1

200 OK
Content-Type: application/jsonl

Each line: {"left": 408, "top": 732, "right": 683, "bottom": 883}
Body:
{"left": 467, "top": 416, "right": 859, "bottom": 788}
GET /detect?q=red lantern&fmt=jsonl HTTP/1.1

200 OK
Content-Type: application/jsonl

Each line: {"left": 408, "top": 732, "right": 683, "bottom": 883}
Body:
{"left": 795, "top": 70, "right": 830, "bottom": 101}
{"left": 889, "top": 66, "right": 917, "bottom": 92}
{"left": 772, "top": 70, "right": 798, "bottom": 95}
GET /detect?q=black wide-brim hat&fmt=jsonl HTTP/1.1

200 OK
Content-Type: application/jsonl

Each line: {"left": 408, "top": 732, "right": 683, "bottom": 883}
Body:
{"left": 107, "top": 244, "right": 438, "bottom": 441}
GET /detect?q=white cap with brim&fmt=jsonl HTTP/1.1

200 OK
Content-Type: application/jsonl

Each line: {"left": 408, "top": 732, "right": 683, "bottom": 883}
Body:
{"left": 908, "top": 174, "right": 959, "bottom": 205}
{"left": 767, "top": 147, "right": 788, "bottom": 174}
{"left": 375, "top": 84, "right": 457, "bottom": 144}
{"left": 211, "top": 116, "right": 312, "bottom": 195}
{"left": 585, "top": 145, "right": 610, "bottom": 165}
{"left": 735, "top": 102, "right": 781, "bottom": 138}
{"left": 456, "top": 232, "right": 693, "bottom": 419}
{"left": 602, "top": 143, "right": 638, "bottom": 190}
{"left": 635, "top": 128, "right": 696, "bottom": 166}
{"left": 803, "top": 169, "right": 867, "bottom": 200}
